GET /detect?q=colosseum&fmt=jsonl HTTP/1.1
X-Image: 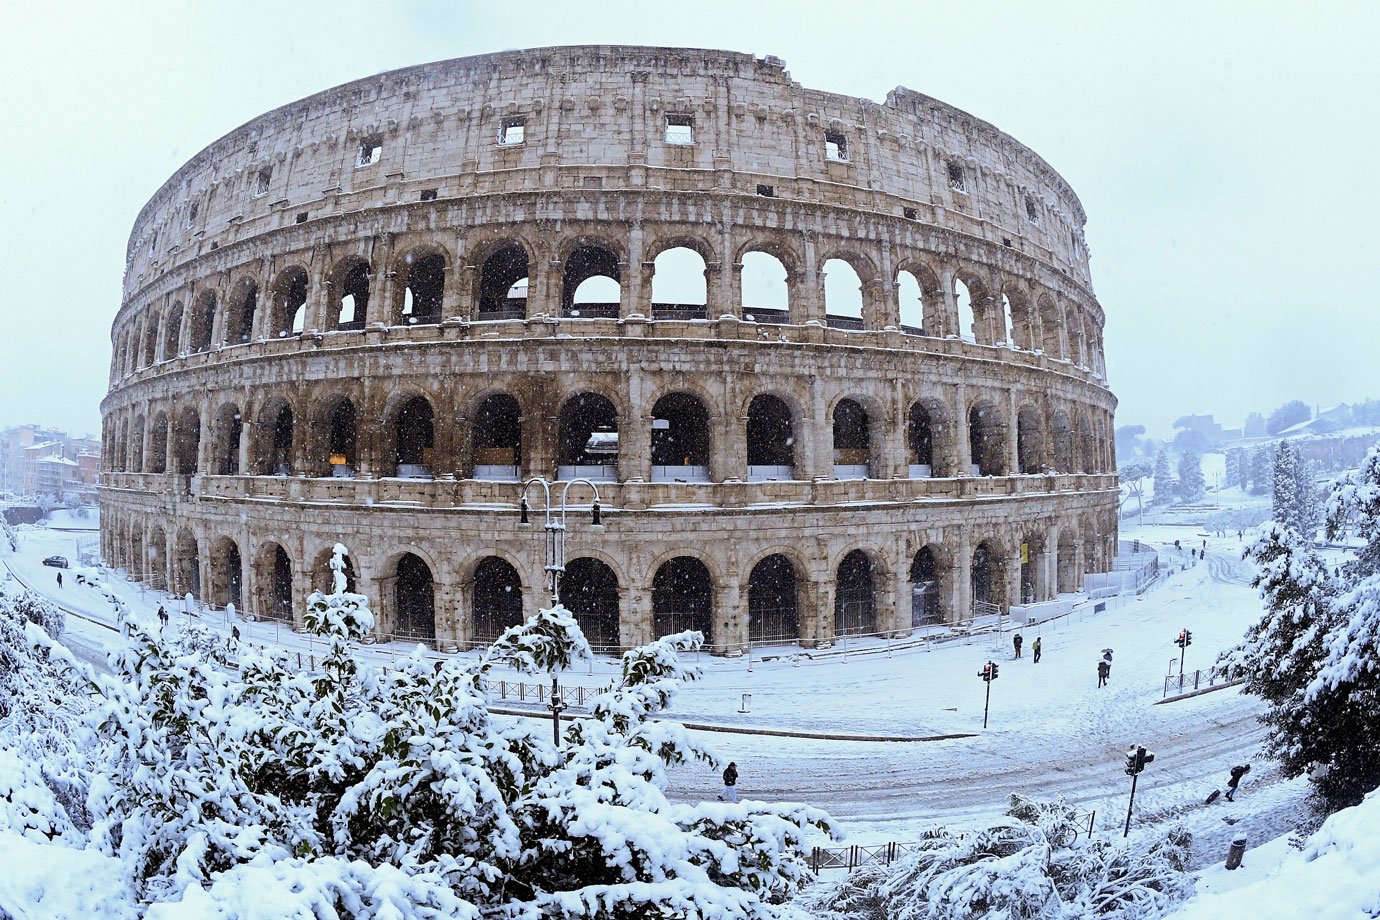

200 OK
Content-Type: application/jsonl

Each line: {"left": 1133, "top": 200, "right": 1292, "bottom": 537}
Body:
{"left": 100, "top": 45, "right": 1117, "bottom": 654}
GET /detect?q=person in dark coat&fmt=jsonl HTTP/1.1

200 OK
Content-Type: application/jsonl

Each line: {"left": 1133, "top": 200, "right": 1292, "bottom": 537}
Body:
{"left": 1225, "top": 764, "right": 1251, "bottom": 801}
{"left": 718, "top": 761, "right": 739, "bottom": 803}
{"left": 1032, "top": 636, "right": 1042, "bottom": 664}
{"left": 1013, "top": 633, "right": 1023, "bottom": 659}
{"left": 55, "top": 572, "right": 63, "bottom": 589}
{"left": 1097, "top": 657, "right": 1110, "bottom": 687}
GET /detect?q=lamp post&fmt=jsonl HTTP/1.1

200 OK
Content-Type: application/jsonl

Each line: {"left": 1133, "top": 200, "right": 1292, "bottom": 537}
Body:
{"left": 517, "top": 476, "right": 605, "bottom": 747}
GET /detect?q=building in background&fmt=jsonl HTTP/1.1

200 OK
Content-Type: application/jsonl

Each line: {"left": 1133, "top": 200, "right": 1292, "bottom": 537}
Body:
{"left": 0, "top": 424, "right": 101, "bottom": 501}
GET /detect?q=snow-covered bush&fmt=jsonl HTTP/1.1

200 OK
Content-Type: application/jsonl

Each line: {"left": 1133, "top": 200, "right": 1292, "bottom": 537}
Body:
{"left": 82, "top": 544, "right": 831, "bottom": 915}
{"left": 803, "top": 796, "right": 1192, "bottom": 920}
{"left": 0, "top": 748, "right": 78, "bottom": 845}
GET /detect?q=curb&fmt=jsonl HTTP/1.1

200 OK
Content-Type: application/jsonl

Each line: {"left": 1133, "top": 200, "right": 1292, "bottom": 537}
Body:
{"left": 1154, "top": 679, "right": 1245, "bottom": 705}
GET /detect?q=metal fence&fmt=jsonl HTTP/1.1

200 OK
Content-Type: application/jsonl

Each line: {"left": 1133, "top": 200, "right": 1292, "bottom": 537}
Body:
{"left": 1162, "top": 666, "right": 1236, "bottom": 698}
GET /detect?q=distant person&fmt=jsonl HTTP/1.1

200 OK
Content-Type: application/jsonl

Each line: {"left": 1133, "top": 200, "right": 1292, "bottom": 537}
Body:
{"left": 157, "top": 605, "right": 169, "bottom": 629}
{"left": 1238, "top": 529, "right": 1243, "bottom": 541}
{"left": 718, "top": 761, "right": 739, "bottom": 803}
{"left": 1202, "top": 539, "right": 1207, "bottom": 550}
{"left": 55, "top": 572, "right": 62, "bottom": 589}
{"left": 1225, "top": 764, "right": 1251, "bottom": 801}
{"left": 1174, "top": 539, "right": 1181, "bottom": 551}
{"left": 1097, "top": 657, "right": 1110, "bottom": 688}
{"left": 1032, "top": 637, "right": 1042, "bottom": 664}
{"left": 1013, "top": 633, "right": 1023, "bottom": 659}
{"left": 231, "top": 624, "right": 241, "bottom": 647}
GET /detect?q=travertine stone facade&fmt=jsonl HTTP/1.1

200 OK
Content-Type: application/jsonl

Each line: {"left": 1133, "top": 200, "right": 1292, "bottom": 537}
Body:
{"left": 100, "top": 46, "right": 1117, "bottom": 653}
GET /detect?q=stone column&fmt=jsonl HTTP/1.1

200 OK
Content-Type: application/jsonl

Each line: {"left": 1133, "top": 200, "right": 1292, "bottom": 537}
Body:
{"left": 367, "top": 235, "right": 395, "bottom": 326}
{"left": 938, "top": 268, "right": 959, "bottom": 337}
{"left": 1007, "top": 389, "right": 1022, "bottom": 475}
{"left": 621, "top": 588, "right": 651, "bottom": 651}
{"left": 1007, "top": 547, "right": 1023, "bottom": 612}
{"left": 804, "top": 377, "right": 828, "bottom": 480}
{"left": 954, "top": 538, "right": 972, "bottom": 622}
{"left": 954, "top": 384, "right": 972, "bottom": 475}
{"left": 622, "top": 222, "right": 645, "bottom": 318}
{"left": 796, "top": 232, "right": 824, "bottom": 325}
{"left": 718, "top": 214, "right": 737, "bottom": 317}
{"left": 716, "top": 580, "right": 745, "bottom": 655}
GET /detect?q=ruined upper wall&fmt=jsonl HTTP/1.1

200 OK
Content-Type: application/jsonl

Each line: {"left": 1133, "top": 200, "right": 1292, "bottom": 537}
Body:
{"left": 124, "top": 46, "right": 1092, "bottom": 295}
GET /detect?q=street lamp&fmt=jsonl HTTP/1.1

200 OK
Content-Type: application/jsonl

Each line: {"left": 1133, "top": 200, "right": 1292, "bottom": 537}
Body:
{"left": 517, "top": 476, "right": 605, "bottom": 746}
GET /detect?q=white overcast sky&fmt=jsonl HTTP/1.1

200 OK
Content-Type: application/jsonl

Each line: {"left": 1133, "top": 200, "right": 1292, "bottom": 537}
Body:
{"left": 1, "top": 0, "right": 1376, "bottom": 440}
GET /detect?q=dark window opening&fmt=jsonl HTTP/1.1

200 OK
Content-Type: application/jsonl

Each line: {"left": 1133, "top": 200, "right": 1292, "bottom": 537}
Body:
{"left": 747, "top": 394, "right": 794, "bottom": 473}
{"left": 419, "top": 188, "right": 438, "bottom": 201}
{"left": 394, "top": 553, "right": 435, "bottom": 641}
{"left": 163, "top": 305, "right": 184, "bottom": 358}
{"left": 1017, "top": 408, "right": 1044, "bottom": 474}
{"left": 172, "top": 411, "right": 200, "bottom": 475}
{"left": 223, "top": 543, "right": 243, "bottom": 609}
{"left": 652, "top": 557, "right": 713, "bottom": 642}
{"left": 472, "top": 394, "right": 521, "bottom": 478}
{"left": 748, "top": 554, "right": 798, "bottom": 644}
{"left": 1025, "top": 196, "right": 1039, "bottom": 222}
{"left": 188, "top": 202, "right": 199, "bottom": 226}
{"left": 473, "top": 557, "right": 524, "bottom": 646}
{"left": 910, "top": 548, "right": 941, "bottom": 627}
{"left": 835, "top": 550, "right": 876, "bottom": 636}
{"left": 268, "top": 406, "right": 294, "bottom": 476}
{"left": 336, "top": 261, "right": 370, "bottom": 330}
{"left": 972, "top": 542, "right": 997, "bottom": 611}
{"left": 295, "top": 212, "right": 308, "bottom": 224}
{"left": 269, "top": 545, "right": 292, "bottom": 622}
{"left": 908, "top": 403, "right": 934, "bottom": 474}
{"left": 903, "top": 207, "right": 918, "bottom": 220}
{"left": 328, "top": 400, "right": 357, "bottom": 473}
{"left": 254, "top": 167, "right": 272, "bottom": 197}
{"left": 272, "top": 267, "right": 310, "bottom": 336}
{"left": 947, "top": 160, "right": 965, "bottom": 192}
{"left": 832, "top": 398, "right": 870, "bottom": 477}
{"left": 190, "top": 292, "right": 217, "bottom": 353}
{"left": 969, "top": 404, "right": 1006, "bottom": 476}
{"left": 651, "top": 393, "right": 710, "bottom": 480}
{"left": 356, "top": 135, "right": 383, "bottom": 167}
{"left": 756, "top": 184, "right": 775, "bottom": 197}
{"left": 220, "top": 409, "right": 242, "bottom": 475}
{"left": 401, "top": 253, "right": 445, "bottom": 324}
{"left": 478, "top": 245, "right": 530, "bottom": 319}
{"left": 229, "top": 283, "right": 258, "bottom": 344}
{"left": 665, "top": 114, "right": 694, "bottom": 145}
{"left": 394, "top": 397, "right": 434, "bottom": 475}
{"left": 560, "top": 558, "right": 620, "bottom": 652}
{"left": 557, "top": 392, "right": 618, "bottom": 476}
{"left": 825, "top": 129, "right": 848, "bottom": 161}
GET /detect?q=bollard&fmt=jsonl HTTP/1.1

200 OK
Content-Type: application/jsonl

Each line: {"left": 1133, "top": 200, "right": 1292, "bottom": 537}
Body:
{"left": 1225, "top": 834, "right": 1247, "bottom": 870}
{"left": 739, "top": 692, "right": 752, "bottom": 713}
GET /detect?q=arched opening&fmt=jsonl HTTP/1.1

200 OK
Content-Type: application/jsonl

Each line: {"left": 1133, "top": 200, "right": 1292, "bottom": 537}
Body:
{"left": 1057, "top": 530, "right": 1080, "bottom": 594}
{"left": 129, "top": 529, "right": 146, "bottom": 582}
{"left": 146, "top": 527, "right": 167, "bottom": 589}
{"left": 215, "top": 405, "right": 242, "bottom": 475}
{"left": 560, "top": 557, "right": 620, "bottom": 652}
{"left": 1051, "top": 410, "right": 1073, "bottom": 473}
{"left": 971, "top": 541, "right": 1003, "bottom": 613}
{"left": 334, "top": 259, "right": 370, "bottom": 331}
{"left": 269, "top": 267, "right": 309, "bottom": 336}
{"left": 327, "top": 400, "right": 357, "bottom": 476}
{"left": 472, "top": 394, "right": 521, "bottom": 481}
{"left": 897, "top": 270, "right": 924, "bottom": 333}
{"left": 189, "top": 291, "right": 216, "bottom": 353}
{"left": 393, "top": 553, "right": 436, "bottom": 641}
{"left": 562, "top": 245, "right": 621, "bottom": 318}
{"left": 227, "top": 280, "right": 259, "bottom": 345}
{"left": 257, "top": 404, "right": 295, "bottom": 476}
{"left": 557, "top": 392, "right": 618, "bottom": 480}
{"left": 969, "top": 401, "right": 1007, "bottom": 476}
{"left": 822, "top": 258, "right": 863, "bottom": 330}
{"left": 740, "top": 251, "right": 789, "bottom": 324}
{"left": 910, "top": 547, "right": 942, "bottom": 627}
{"left": 1019, "top": 534, "right": 1044, "bottom": 604}
{"left": 650, "top": 392, "right": 710, "bottom": 482}
{"left": 210, "top": 538, "right": 243, "bottom": 610}
{"left": 908, "top": 403, "right": 934, "bottom": 478}
{"left": 399, "top": 253, "right": 446, "bottom": 326}
{"left": 834, "top": 549, "right": 876, "bottom": 636}
{"left": 171, "top": 410, "right": 200, "bottom": 475}
{"left": 651, "top": 247, "right": 707, "bottom": 320}
{"left": 141, "top": 320, "right": 159, "bottom": 366}
{"left": 954, "top": 279, "right": 976, "bottom": 343}
{"left": 394, "top": 396, "right": 435, "bottom": 477}
{"left": 651, "top": 557, "right": 713, "bottom": 642}
{"left": 173, "top": 529, "right": 200, "bottom": 599}
{"left": 1076, "top": 414, "right": 1095, "bottom": 474}
{"left": 832, "top": 398, "right": 871, "bottom": 479}
{"left": 128, "top": 416, "right": 145, "bottom": 473}
{"left": 264, "top": 544, "right": 293, "bottom": 622}
{"left": 477, "top": 244, "right": 529, "bottom": 320}
{"left": 312, "top": 545, "right": 357, "bottom": 595}
{"left": 472, "top": 556, "right": 524, "bottom": 646}
{"left": 162, "top": 303, "right": 184, "bottom": 359}
{"left": 748, "top": 554, "right": 799, "bottom": 644}
{"left": 746, "top": 394, "right": 794, "bottom": 481}
{"left": 1017, "top": 406, "right": 1046, "bottom": 474}
{"left": 147, "top": 413, "right": 168, "bottom": 473}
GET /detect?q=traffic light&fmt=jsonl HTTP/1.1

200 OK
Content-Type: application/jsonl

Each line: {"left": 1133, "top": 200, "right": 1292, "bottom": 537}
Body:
{"left": 990, "top": 662, "right": 999, "bottom": 680}
{"left": 1125, "top": 747, "right": 1138, "bottom": 775}
{"left": 1183, "top": 630, "right": 1192, "bottom": 647}
{"left": 978, "top": 661, "right": 1000, "bottom": 682}
{"left": 1124, "top": 744, "right": 1156, "bottom": 776}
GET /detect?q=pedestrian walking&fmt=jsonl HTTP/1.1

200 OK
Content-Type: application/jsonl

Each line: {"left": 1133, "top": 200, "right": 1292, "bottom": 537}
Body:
{"left": 157, "top": 605, "right": 168, "bottom": 630}
{"left": 1101, "top": 649, "right": 1113, "bottom": 679}
{"left": 1225, "top": 764, "right": 1251, "bottom": 801}
{"left": 55, "top": 572, "right": 63, "bottom": 589}
{"left": 1174, "top": 539, "right": 1181, "bottom": 551}
{"left": 718, "top": 761, "right": 739, "bottom": 803}
{"left": 1097, "top": 657, "right": 1110, "bottom": 688}
{"left": 1013, "top": 632, "right": 1023, "bottom": 659}
{"left": 231, "top": 624, "right": 241, "bottom": 647}
{"left": 1032, "top": 636, "right": 1042, "bottom": 664}
{"left": 1238, "top": 529, "right": 1243, "bottom": 541}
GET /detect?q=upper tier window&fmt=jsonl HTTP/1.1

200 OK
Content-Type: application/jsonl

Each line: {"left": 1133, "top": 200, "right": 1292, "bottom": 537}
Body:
{"left": 499, "top": 117, "right": 526, "bottom": 146}
{"left": 356, "top": 135, "right": 383, "bottom": 167}
{"left": 1025, "top": 196, "right": 1040, "bottom": 223}
{"left": 947, "top": 161, "right": 966, "bottom": 193}
{"left": 665, "top": 114, "right": 694, "bottom": 145}
{"left": 254, "top": 167, "right": 272, "bottom": 197}
{"left": 825, "top": 129, "right": 848, "bottom": 162}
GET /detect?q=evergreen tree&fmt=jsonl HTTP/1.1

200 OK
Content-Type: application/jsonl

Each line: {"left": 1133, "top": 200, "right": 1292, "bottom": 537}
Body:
{"left": 1177, "top": 451, "right": 1205, "bottom": 502}
{"left": 1250, "top": 444, "right": 1273, "bottom": 494}
{"left": 1273, "top": 441, "right": 1301, "bottom": 531}
{"left": 1225, "top": 448, "right": 1244, "bottom": 490}
{"left": 1152, "top": 449, "right": 1175, "bottom": 506}
{"left": 1295, "top": 456, "right": 1321, "bottom": 538}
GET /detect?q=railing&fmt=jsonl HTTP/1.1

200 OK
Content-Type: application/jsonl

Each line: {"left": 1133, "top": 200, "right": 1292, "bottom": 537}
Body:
{"left": 1163, "top": 666, "right": 1233, "bottom": 698}
{"left": 809, "top": 810, "right": 1096, "bottom": 873}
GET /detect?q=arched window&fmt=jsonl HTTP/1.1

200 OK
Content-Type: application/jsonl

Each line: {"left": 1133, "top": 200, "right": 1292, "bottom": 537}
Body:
{"left": 954, "top": 279, "right": 976, "bottom": 343}
{"left": 173, "top": 529, "right": 200, "bottom": 598}
{"left": 472, "top": 557, "right": 524, "bottom": 646}
{"left": 146, "top": 412, "right": 168, "bottom": 474}
{"left": 1051, "top": 410, "right": 1073, "bottom": 473}
{"left": 254, "top": 403, "right": 294, "bottom": 476}
{"left": 162, "top": 302, "right": 184, "bottom": 359}
{"left": 1076, "top": 414, "right": 1095, "bottom": 474}
{"left": 263, "top": 544, "right": 293, "bottom": 622}
{"left": 271, "top": 267, "right": 309, "bottom": 337}
{"left": 128, "top": 416, "right": 145, "bottom": 473}
{"left": 335, "top": 260, "right": 370, "bottom": 331}
{"left": 910, "top": 547, "right": 941, "bottom": 627}
{"left": 400, "top": 253, "right": 445, "bottom": 325}
{"left": 971, "top": 541, "right": 1002, "bottom": 613}
{"left": 394, "top": 397, "right": 435, "bottom": 477}
{"left": 1017, "top": 406, "right": 1045, "bottom": 474}
{"left": 141, "top": 320, "right": 159, "bottom": 366}
{"left": 746, "top": 394, "right": 794, "bottom": 481}
{"left": 740, "top": 251, "right": 789, "bottom": 324}
{"left": 472, "top": 394, "right": 522, "bottom": 481}
{"left": 650, "top": 393, "right": 710, "bottom": 482}
{"left": 478, "top": 245, "right": 529, "bottom": 319}
{"left": 897, "top": 271, "right": 924, "bottom": 333}
{"left": 171, "top": 409, "right": 200, "bottom": 475}
{"left": 327, "top": 400, "right": 357, "bottom": 476}
{"left": 210, "top": 538, "right": 243, "bottom": 610}
{"left": 557, "top": 392, "right": 618, "bottom": 480}
{"left": 560, "top": 557, "right": 619, "bottom": 651}
{"left": 908, "top": 403, "right": 934, "bottom": 478}
{"left": 651, "top": 557, "right": 713, "bottom": 642}
{"left": 1057, "top": 530, "right": 1079, "bottom": 594}
{"left": 189, "top": 291, "right": 216, "bottom": 352}
{"left": 562, "top": 245, "right": 621, "bottom": 318}
{"left": 227, "top": 280, "right": 258, "bottom": 344}
{"left": 650, "top": 247, "right": 707, "bottom": 320}
{"left": 969, "top": 401, "right": 1006, "bottom": 476}
{"left": 394, "top": 553, "right": 435, "bottom": 640}
{"left": 834, "top": 550, "right": 876, "bottom": 636}
{"left": 748, "top": 554, "right": 798, "bottom": 644}
{"left": 832, "top": 398, "right": 871, "bottom": 479}
{"left": 822, "top": 258, "right": 863, "bottom": 329}
{"left": 146, "top": 527, "right": 167, "bottom": 587}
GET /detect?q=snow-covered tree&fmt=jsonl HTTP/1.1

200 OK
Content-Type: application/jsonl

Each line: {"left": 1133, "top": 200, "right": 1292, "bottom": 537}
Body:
{"left": 1267, "top": 399, "right": 1311, "bottom": 435}
{"left": 1250, "top": 444, "right": 1273, "bottom": 494}
{"left": 1273, "top": 441, "right": 1302, "bottom": 531}
{"left": 1225, "top": 448, "right": 1245, "bottom": 490}
{"left": 1177, "top": 451, "right": 1205, "bottom": 502}
{"left": 1151, "top": 449, "right": 1175, "bottom": 506}
{"left": 74, "top": 543, "right": 830, "bottom": 914}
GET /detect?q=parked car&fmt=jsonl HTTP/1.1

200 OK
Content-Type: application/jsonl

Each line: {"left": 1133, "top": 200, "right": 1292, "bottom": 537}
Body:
{"left": 42, "top": 555, "right": 69, "bottom": 568}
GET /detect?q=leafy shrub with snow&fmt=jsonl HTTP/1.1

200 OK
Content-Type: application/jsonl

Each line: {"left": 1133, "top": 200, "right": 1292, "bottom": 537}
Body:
{"left": 78, "top": 545, "right": 830, "bottom": 915}
{"left": 803, "top": 796, "right": 1193, "bottom": 920}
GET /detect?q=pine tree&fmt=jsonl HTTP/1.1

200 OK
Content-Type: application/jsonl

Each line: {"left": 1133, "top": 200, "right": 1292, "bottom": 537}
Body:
{"left": 1151, "top": 449, "right": 1174, "bottom": 505}
{"left": 1177, "top": 451, "right": 1205, "bottom": 503}
{"left": 1273, "top": 441, "right": 1301, "bottom": 531}
{"left": 1225, "top": 448, "right": 1244, "bottom": 490}
{"left": 1250, "top": 444, "right": 1273, "bottom": 494}
{"left": 1295, "top": 456, "right": 1321, "bottom": 538}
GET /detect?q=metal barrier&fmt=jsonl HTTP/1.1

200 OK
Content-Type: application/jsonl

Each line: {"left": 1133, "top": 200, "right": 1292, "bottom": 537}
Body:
{"left": 1163, "top": 667, "right": 1229, "bottom": 698}
{"left": 809, "top": 810, "right": 1096, "bottom": 873}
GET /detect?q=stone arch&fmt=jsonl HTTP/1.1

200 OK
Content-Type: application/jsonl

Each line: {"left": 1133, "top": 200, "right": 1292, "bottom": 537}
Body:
{"left": 834, "top": 548, "right": 877, "bottom": 636}
{"left": 561, "top": 239, "right": 623, "bottom": 318}
{"left": 393, "top": 246, "right": 447, "bottom": 326}
{"left": 269, "top": 265, "right": 310, "bottom": 337}
{"left": 1036, "top": 293, "right": 1061, "bottom": 357}
{"left": 129, "top": 526, "right": 145, "bottom": 582}
{"left": 172, "top": 528, "right": 201, "bottom": 599}
{"left": 1057, "top": 527, "right": 1080, "bottom": 594}
{"left": 895, "top": 269, "right": 926, "bottom": 332}
{"left": 146, "top": 525, "right": 168, "bottom": 588}
{"left": 746, "top": 392, "right": 797, "bottom": 480}
{"left": 908, "top": 397, "right": 952, "bottom": 478}
{"left": 557, "top": 391, "right": 619, "bottom": 480}
{"left": 650, "top": 245, "right": 708, "bottom": 320}
{"left": 476, "top": 241, "right": 531, "bottom": 319}
{"left": 387, "top": 550, "right": 436, "bottom": 641}
{"left": 968, "top": 397, "right": 1009, "bottom": 476}
{"left": 821, "top": 257, "right": 864, "bottom": 327}
{"left": 329, "top": 256, "right": 371, "bottom": 331}
{"left": 739, "top": 245, "right": 793, "bottom": 322}
{"left": 250, "top": 398, "right": 296, "bottom": 476}
{"left": 128, "top": 415, "right": 145, "bottom": 473}
{"left": 388, "top": 395, "right": 436, "bottom": 477}
{"left": 970, "top": 539, "right": 1007, "bottom": 612}
{"left": 1003, "top": 284, "right": 1036, "bottom": 350}
{"left": 1018, "top": 529, "right": 1049, "bottom": 604}
{"left": 140, "top": 316, "right": 160, "bottom": 366}
{"left": 1051, "top": 409, "right": 1074, "bottom": 473}
{"left": 212, "top": 402, "right": 243, "bottom": 475}
{"left": 208, "top": 535, "right": 244, "bottom": 610}
{"left": 254, "top": 541, "right": 295, "bottom": 622}
{"left": 831, "top": 395, "right": 875, "bottom": 479}
{"left": 1017, "top": 403, "right": 1046, "bottom": 474}
{"left": 1075, "top": 412, "right": 1096, "bottom": 474}
{"left": 146, "top": 410, "right": 168, "bottom": 473}
{"left": 162, "top": 301, "right": 184, "bottom": 359}
{"left": 471, "top": 392, "right": 522, "bottom": 480}
{"left": 171, "top": 407, "right": 201, "bottom": 475}
{"left": 650, "top": 391, "right": 711, "bottom": 482}
{"left": 953, "top": 275, "right": 979, "bottom": 343}
{"left": 650, "top": 555, "right": 714, "bottom": 643}
{"left": 188, "top": 289, "right": 217, "bottom": 353}
{"left": 314, "top": 393, "right": 358, "bottom": 476}
{"left": 472, "top": 555, "right": 525, "bottom": 646}
{"left": 560, "top": 556, "right": 620, "bottom": 652}
{"left": 225, "top": 277, "right": 260, "bottom": 345}
{"left": 747, "top": 552, "right": 800, "bottom": 644}
{"left": 909, "top": 543, "right": 947, "bottom": 626}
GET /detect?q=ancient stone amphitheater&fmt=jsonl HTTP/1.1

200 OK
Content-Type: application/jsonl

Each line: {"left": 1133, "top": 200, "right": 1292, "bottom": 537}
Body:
{"left": 100, "top": 46, "right": 1117, "bottom": 653}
